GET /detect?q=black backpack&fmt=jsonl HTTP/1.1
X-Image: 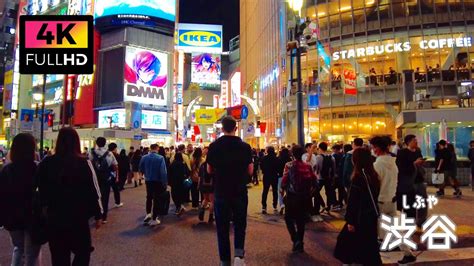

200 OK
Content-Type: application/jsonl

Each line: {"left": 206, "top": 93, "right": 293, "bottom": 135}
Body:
{"left": 319, "top": 154, "right": 334, "bottom": 180}
{"left": 92, "top": 151, "right": 111, "bottom": 183}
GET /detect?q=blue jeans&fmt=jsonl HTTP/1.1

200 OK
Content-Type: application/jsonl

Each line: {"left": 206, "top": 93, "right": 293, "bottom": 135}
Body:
{"left": 214, "top": 193, "right": 248, "bottom": 264}
{"left": 278, "top": 177, "right": 284, "bottom": 207}
{"left": 9, "top": 230, "right": 42, "bottom": 266}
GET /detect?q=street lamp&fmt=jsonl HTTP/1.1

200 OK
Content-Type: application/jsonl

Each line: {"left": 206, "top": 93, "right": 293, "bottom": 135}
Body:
{"left": 287, "top": 0, "right": 307, "bottom": 146}
{"left": 32, "top": 73, "right": 47, "bottom": 158}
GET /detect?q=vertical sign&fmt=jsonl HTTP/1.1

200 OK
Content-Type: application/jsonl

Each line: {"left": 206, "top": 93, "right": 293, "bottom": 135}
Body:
{"left": 220, "top": 80, "right": 228, "bottom": 108}
{"left": 19, "top": 15, "right": 94, "bottom": 74}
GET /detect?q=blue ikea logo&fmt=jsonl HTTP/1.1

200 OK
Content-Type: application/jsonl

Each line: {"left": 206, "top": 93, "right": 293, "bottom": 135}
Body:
{"left": 178, "top": 30, "right": 222, "bottom": 48}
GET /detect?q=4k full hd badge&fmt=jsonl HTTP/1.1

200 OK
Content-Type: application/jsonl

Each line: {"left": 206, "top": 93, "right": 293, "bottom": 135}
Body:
{"left": 19, "top": 15, "right": 93, "bottom": 74}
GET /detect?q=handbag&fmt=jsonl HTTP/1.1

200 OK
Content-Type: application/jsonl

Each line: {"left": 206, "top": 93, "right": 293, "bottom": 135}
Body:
{"left": 334, "top": 170, "right": 379, "bottom": 263}
{"left": 431, "top": 172, "right": 445, "bottom": 185}
{"left": 334, "top": 223, "right": 359, "bottom": 263}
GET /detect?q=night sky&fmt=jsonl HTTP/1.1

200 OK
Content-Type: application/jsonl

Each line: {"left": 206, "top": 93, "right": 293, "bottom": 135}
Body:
{"left": 179, "top": 0, "right": 239, "bottom": 51}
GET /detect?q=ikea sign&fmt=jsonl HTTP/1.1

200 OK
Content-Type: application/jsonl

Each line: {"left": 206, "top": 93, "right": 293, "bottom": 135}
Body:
{"left": 177, "top": 23, "right": 223, "bottom": 54}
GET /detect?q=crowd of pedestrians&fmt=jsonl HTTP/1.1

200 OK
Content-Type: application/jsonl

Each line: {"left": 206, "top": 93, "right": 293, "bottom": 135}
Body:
{"left": 1, "top": 116, "right": 473, "bottom": 265}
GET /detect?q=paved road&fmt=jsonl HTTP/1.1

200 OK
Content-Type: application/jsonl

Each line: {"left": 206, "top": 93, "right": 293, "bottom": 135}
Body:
{"left": 1, "top": 183, "right": 474, "bottom": 265}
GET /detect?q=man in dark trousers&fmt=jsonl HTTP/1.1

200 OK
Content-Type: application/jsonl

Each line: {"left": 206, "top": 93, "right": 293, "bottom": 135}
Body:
{"left": 90, "top": 137, "right": 120, "bottom": 224}
{"left": 207, "top": 116, "right": 253, "bottom": 266}
{"left": 260, "top": 146, "right": 280, "bottom": 214}
{"left": 139, "top": 144, "right": 168, "bottom": 226}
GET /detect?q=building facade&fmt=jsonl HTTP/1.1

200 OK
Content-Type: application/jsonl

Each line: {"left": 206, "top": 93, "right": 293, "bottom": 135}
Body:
{"left": 299, "top": 0, "right": 474, "bottom": 159}
{"left": 241, "top": 0, "right": 474, "bottom": 160}
{"left": 240, "top": 0, "right": 287, "bottom": 147}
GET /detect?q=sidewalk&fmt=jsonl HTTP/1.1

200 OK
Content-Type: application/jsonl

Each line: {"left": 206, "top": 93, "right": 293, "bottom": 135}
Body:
{"left": 251, "top": 183, "right": 474, "bottom": 265}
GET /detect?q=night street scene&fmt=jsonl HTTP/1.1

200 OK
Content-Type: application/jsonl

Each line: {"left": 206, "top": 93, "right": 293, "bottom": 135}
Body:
{"left": 1, "top": 0, "right": 474, "bottom": 265}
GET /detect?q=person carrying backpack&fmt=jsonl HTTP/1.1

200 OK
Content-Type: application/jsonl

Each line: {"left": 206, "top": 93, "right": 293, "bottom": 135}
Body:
{"left": 90, "top": 137, "right": 120, "bottom": 224}
{"left": 314, "top": 142, "right": 337, "bottom": 214}
{"left": 280, "top": 145, "right": 317, "bottom": 253}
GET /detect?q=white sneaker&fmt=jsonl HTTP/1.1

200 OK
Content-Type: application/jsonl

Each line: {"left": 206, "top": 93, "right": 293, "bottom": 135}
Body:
{"left": 143, "top": 213, "right": 152, "bottom": 224}
{"left": 311, "top": 215, "right": 323, "bottom": 222}
{"left": 115, "top": 203, "right": 124, "bottom": 208}
{"left": 149, "top": 218, "right": 161, "bottom": 226}
{"left": 234, "top": 257, "right": 246, "bottom": 266}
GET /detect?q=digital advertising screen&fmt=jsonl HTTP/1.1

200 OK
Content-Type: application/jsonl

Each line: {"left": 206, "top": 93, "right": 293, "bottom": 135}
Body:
{"left": 141, "top": 110, "right": 167, "bottom": 130}
{"left": 191, "top": 53, "right": 221, "bottom": 90}
{"left": 124, "top": 46, "right": 168, "bottom": 106}
{"left": 94, "top": 0, "right": 175, "bottom": 31}
{"left": 98, "top": 108, "right": 126, "bottom": 128}
{"left": 68, "top": 0, "right": 94, "bottom": 15}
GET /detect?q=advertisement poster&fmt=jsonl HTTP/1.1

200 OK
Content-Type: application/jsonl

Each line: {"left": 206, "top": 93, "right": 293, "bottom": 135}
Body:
{"left": 68, "top": 0, "right": 94, "bottom": 15}
{"left": 342, "top": 69, "right": 357, "bottom": 95}
{"left": 141, "top": 110, "right": 167, "bottom": 130}
{"left": 195, "top": 109, "right": 225, "bottom": 125}
{"left": 191, "top": 53, "right": 221, "bottom": 90}
{"left": 230, "top": 72, "right": 241, "bottom": 107}
{"left": 94, "top": 0, "right": 175, "bottom": 22}
{"left": 124, "top": 46, "right": 168, "bottom": 106}
{"left": 98, "top": 109, "right": 126, "bottom": 128}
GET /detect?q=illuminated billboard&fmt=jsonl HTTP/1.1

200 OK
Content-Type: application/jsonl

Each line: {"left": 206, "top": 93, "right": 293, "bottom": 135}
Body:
{"left": 94, "top": 0, "right": 175, "bottom": 25}
{"left": 191, "top": 53, "right": 221, "bottom": 90}
{"left": 230, "top": 72, "right": 241, "bottom": 107}
{"left": 98, "top": 109, "right": 126, "bottom": 128}
{"left": 177, "top": 23, "right": 223, "bottom": 54}
{"left": 142, "top": 110, "right": 167, "bottom": 130}
{"left": 124, "top": 46, "right": 168, "bottom": 106}
{"left": 68, "top": 0, "right": 94, "bottom": 15}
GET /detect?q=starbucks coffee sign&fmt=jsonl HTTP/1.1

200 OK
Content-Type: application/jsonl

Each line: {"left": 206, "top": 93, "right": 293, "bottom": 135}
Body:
{"left": 332, "top": 37, "right": 472, "bottom": 61}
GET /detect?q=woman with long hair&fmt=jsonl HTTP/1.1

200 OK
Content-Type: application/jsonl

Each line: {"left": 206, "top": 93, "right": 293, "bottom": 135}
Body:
{"left": 198, "top": 151, "right": 215, "bottom": 223}
{"left": 158, "top": 146, "right": 170, "bottom": 170}
{"left": 0, "top": 133, "right": 42, "bottom": 265}
{"left": 334, "top": 148, "right": 381, "bottom": 265}
{"left": 117, "top": 149, "right": 131, "bottom": 190}
{"left": 37, "top": 127, "right": 102, "bottom": 265}
{"left": 190, "top": 148, "right": 204, "bottom": 208}
{"left": 131, "top": 149, "right": 143, "bottom": 187}
{"left": 168, "top": 152, "right": 190, "bottom": 216}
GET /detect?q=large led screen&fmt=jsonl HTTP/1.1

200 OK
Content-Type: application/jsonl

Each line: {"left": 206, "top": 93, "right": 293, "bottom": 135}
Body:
{"left": 142, "top": 110, "right": 167, "bottom": 130}
{"left": 124, "top": 46, "right": 168, "bottom": 106}
{"left": 94, "top": 0, "right": 175, "bottom": 22}
{"left": 191, "top": 53, "right": 221, "bottom": 90}
{"left": 98, "top": 109, "right": 126, "bottom": 128}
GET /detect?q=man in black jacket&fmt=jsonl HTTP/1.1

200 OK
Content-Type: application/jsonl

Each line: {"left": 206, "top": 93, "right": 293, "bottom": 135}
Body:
{"left": 260, "top": 146, "right": 280, "bottom": 214}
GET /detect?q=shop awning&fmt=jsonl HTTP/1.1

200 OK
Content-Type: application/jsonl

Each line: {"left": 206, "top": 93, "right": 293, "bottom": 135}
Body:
{"left": 396, "top": 108, "right": 474, "bottom": 128}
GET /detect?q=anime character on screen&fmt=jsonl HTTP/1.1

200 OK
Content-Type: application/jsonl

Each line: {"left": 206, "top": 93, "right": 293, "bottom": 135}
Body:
{"left": 124, "top": 50, "right": 167, "bottom": 87}
{"left": 193, "top": 53, "right": 221, "bottom": 74}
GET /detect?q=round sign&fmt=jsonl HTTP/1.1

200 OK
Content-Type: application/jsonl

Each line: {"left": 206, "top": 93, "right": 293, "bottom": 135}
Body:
{"left": 241, "top": 105, "right": 249, "bottom": 120}
{"left": 133, "top": 120, "right": 140, "bottom": 129}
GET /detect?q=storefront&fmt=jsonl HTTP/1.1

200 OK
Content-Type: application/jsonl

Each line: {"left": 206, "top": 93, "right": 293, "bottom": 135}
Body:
{"left": 293, "top": 0, "right": 474, "bottom": 144}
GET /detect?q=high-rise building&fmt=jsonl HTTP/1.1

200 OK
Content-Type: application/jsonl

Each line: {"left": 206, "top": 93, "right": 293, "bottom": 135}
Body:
{"left": 240, "top": 0, "right": 287, "bottom": 147}
{"left": 241, "top": 0, "right": 474, "bottom": 159}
